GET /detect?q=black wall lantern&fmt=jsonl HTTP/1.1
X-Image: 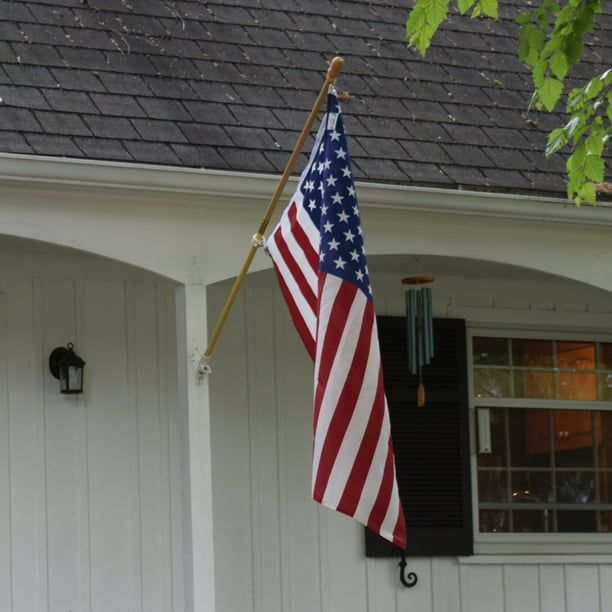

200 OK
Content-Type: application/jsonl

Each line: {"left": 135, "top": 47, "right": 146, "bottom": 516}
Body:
{"left": 49, "top": 342, "right": 86, "bottom": 394}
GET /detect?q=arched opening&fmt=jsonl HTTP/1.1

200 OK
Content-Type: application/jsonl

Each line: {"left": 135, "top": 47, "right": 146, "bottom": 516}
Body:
{"left": 0, "top": 233, "right": 186, "bottom": 611}
{"left": 207, "top": 253, "right": 612, "bottom": 610}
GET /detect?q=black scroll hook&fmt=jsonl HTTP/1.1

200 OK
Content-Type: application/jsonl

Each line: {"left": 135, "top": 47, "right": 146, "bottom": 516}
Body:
{"left": 398, "top": 550, "right": 418, "bottom": 588}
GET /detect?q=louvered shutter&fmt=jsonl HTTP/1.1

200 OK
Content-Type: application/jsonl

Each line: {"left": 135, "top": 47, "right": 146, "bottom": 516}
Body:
{"left": 365, "top": 317, "right": 473, "bottom": 557}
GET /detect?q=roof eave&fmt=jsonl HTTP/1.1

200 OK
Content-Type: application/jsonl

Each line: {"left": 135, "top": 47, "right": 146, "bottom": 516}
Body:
{"left": 0, "top": 153, "right": 610, "bottom": 228}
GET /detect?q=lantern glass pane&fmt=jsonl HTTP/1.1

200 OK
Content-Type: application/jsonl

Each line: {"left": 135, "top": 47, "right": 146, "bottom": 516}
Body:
{"left": 68, "top": 366, "right": 82, "bottom": 391}
{"left": 60, "top": 368, "right": 68, "bottom": 391}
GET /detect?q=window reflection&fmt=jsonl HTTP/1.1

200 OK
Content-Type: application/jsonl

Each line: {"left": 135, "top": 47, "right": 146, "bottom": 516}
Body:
{"left": 512, "top": 339, "right": 552, "bottom": 367}
{"left": 473, "top": 337, "right": 610, "bottom": 401}
{"left": 474, "top": 336, "right": 612, "bottom": 533}
{"left": 477, "top": 406, "right": 612, "bottom": 533}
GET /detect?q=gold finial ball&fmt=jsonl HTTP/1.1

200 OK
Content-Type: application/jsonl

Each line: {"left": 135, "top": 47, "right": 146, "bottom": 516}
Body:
{"left": 327, "top": 56, "right": 345, "bottom": 80}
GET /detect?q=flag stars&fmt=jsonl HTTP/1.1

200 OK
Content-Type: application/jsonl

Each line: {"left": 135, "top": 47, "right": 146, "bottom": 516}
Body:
{"left": 284, "top": 100, "right": 373, "bottom": 300}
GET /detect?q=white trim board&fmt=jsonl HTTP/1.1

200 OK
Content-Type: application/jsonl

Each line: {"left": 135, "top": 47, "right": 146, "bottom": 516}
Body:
{"left": 0, "top": 153, "right": 611, "bottom": 227}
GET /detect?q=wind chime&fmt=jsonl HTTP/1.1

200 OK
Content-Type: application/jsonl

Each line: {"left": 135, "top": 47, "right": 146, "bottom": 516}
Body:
{"left": 403, "top": 276, "right": 434, "bottom": 408}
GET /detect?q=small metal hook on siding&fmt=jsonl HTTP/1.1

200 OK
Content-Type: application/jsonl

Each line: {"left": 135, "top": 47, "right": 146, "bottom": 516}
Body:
{"left": 398, "top": 551, "right": 418, "bottom": 588}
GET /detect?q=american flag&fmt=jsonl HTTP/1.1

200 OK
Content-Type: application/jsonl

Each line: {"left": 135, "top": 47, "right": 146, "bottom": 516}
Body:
{"left": 266, "top": 92, "right": 406, "bottom": 548}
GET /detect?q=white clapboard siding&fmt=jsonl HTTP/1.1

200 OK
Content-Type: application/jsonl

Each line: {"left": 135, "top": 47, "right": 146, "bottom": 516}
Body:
{"left": 209, "top": 272, "right": 612, "bottom": 612}
{"left": 0, "top": 271, "right": 184, "bottom": 612}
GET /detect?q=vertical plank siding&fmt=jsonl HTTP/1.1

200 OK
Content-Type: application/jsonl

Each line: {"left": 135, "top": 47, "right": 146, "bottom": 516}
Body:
{"left": 210, "top": 275, "right": 612, "bottom": 612}
{"left": 0, "top": 273, "right": 184, "bottom": 612}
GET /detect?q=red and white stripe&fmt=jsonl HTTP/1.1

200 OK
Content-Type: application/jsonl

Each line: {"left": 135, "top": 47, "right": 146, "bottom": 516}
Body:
{"left": 267, "top": 192, "right": 406, "bottom": 548}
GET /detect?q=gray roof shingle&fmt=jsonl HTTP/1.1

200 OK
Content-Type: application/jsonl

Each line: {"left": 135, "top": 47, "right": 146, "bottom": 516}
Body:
{"left": 0, "top": 0, "right": 609, "bottom": 196}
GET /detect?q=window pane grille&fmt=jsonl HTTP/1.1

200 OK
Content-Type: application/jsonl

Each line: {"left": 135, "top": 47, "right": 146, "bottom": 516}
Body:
{"left": 474, "top": 336, "right": 612, "bottom": 533}
{"left": 476, "top": 406, "right": 612, "bottom": 533}
{"left": 473, "top": 337, "right": 612, "bottom": 401}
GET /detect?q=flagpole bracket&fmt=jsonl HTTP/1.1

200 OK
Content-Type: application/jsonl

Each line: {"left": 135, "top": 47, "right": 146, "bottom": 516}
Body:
{"left": 251, "top": 233, "right": 266, "bottom": 248}
{"left": 195, "top": 355, "right": 212, "bottom": 379}
{"left": 398, "top": 552, "right": 418, "bottom": 588}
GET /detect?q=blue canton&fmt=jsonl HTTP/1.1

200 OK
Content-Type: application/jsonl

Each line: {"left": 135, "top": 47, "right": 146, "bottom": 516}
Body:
{"left": 299, "top": 93, "right": 371, "bottom": 299}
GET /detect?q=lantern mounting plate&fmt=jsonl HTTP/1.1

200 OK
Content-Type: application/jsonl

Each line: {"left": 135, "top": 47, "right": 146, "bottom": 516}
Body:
{"left": 49, "top": 346, "right": 70, "bottom": 380}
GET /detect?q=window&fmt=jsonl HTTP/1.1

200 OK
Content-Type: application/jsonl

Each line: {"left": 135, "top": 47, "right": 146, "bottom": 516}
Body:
{"left": 472, "top": 333, "right": 612, "bottom": 535}
{"left": 367, "top": 320, "right": 612, "bottom": 560}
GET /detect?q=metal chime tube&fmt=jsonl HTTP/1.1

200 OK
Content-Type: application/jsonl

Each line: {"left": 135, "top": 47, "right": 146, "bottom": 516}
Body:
{"left": 406, "top": 290, "right": 417, "bottom": 376}
{"left": 424, "top": 287, "right": 434, "bottom": 362}
{"left": 416, "top": 290, "right": 424, "bottom": 371}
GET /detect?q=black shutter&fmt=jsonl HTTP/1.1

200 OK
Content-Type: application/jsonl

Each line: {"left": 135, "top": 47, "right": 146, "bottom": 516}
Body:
{"left": 365, "top": 317, "right": 473, "bottom": 557}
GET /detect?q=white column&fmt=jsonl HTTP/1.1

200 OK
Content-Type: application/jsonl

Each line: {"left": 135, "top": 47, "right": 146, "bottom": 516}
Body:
{"left": 175, "top": 283, "right": 216, "bottom": 612}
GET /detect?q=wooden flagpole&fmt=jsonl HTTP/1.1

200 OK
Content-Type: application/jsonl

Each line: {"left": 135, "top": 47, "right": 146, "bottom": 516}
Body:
{"left": 198, "top": 56, "right": 345, "bottom": 372}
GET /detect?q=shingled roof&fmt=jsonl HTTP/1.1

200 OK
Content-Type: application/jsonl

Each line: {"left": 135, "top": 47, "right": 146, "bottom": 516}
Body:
{"left": 0, "top": 0, "right": 609, "bottom": 195}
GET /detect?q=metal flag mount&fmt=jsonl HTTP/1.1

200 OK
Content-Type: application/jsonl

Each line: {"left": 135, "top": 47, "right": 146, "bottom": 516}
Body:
{"left": 402, "top": 275, "right": 434, "bottom": 408}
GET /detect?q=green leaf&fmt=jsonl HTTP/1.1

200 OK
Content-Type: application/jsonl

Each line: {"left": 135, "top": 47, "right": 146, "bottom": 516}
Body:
{"left": 567, "top": 169, "right": 582, "bottom": 199}
{"left": 532, "top": 59, "right": 547, "bottom": 88}
{"left": 577, "top": 182, "right": 597, "bottom": 204}
{"left": 537, "top": 10, "right": 549, "bottom": 29}
{"left": 564, "top": 115, "right": 581, "bottom": 138}
{"left": 550, "top": 52, "right": 569, "bottom": 79}
{"left": 607, "top": 103, "right": 612, "bottom": 122}
{"left": 457, "top": 0, "right": 477, "bottom": 13}
{"left": 540, "top": 77, "right": 563, "bottom": 111}
{"left": 568, "top": 143, "right": 587, "bottom": 170}
{"left": 546, "top": 127, "right": 567, "bottom": 155}
{"left": 563, "top": 35, "right": 583, "bottom": 63}
{"left": 585, "top": 77, "right": 603, "bottom": 99}
{"left": 426, "top": 0, "right": 449, "bottom": 23}
{"left": 516, "top": 10, "right": 532, "bottom": 25}
{"left": 406, "top": 0, "right": 449, "bottom": 54}
{"left": 583, "top": 155, "right": 604, "bottom": 182}
{"left": 567, "top": 87, "right": 586, "bottom": 111}
{"left": 527, "top": 26, "right": 545, "bottom": 52}
{"left": 478, "top": 0, "right": 498, "bottom": 18}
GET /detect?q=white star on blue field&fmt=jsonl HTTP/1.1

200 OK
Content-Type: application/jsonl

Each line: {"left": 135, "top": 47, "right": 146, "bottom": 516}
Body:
{"left": 300, "top": 93, "right": 372, "bottom": 299}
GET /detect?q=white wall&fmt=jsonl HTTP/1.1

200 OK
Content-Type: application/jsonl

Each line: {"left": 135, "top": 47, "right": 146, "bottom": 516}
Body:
{"left": 0, "top": 253, "right": 185, "bottom": 612}
{"left": 209, "top": 265, "right": 612, "bottom": 612}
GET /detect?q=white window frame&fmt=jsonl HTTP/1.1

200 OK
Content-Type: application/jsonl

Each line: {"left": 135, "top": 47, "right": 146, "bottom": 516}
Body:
{"left": 467, "top": 326, "right": 612, "bottom": 555}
